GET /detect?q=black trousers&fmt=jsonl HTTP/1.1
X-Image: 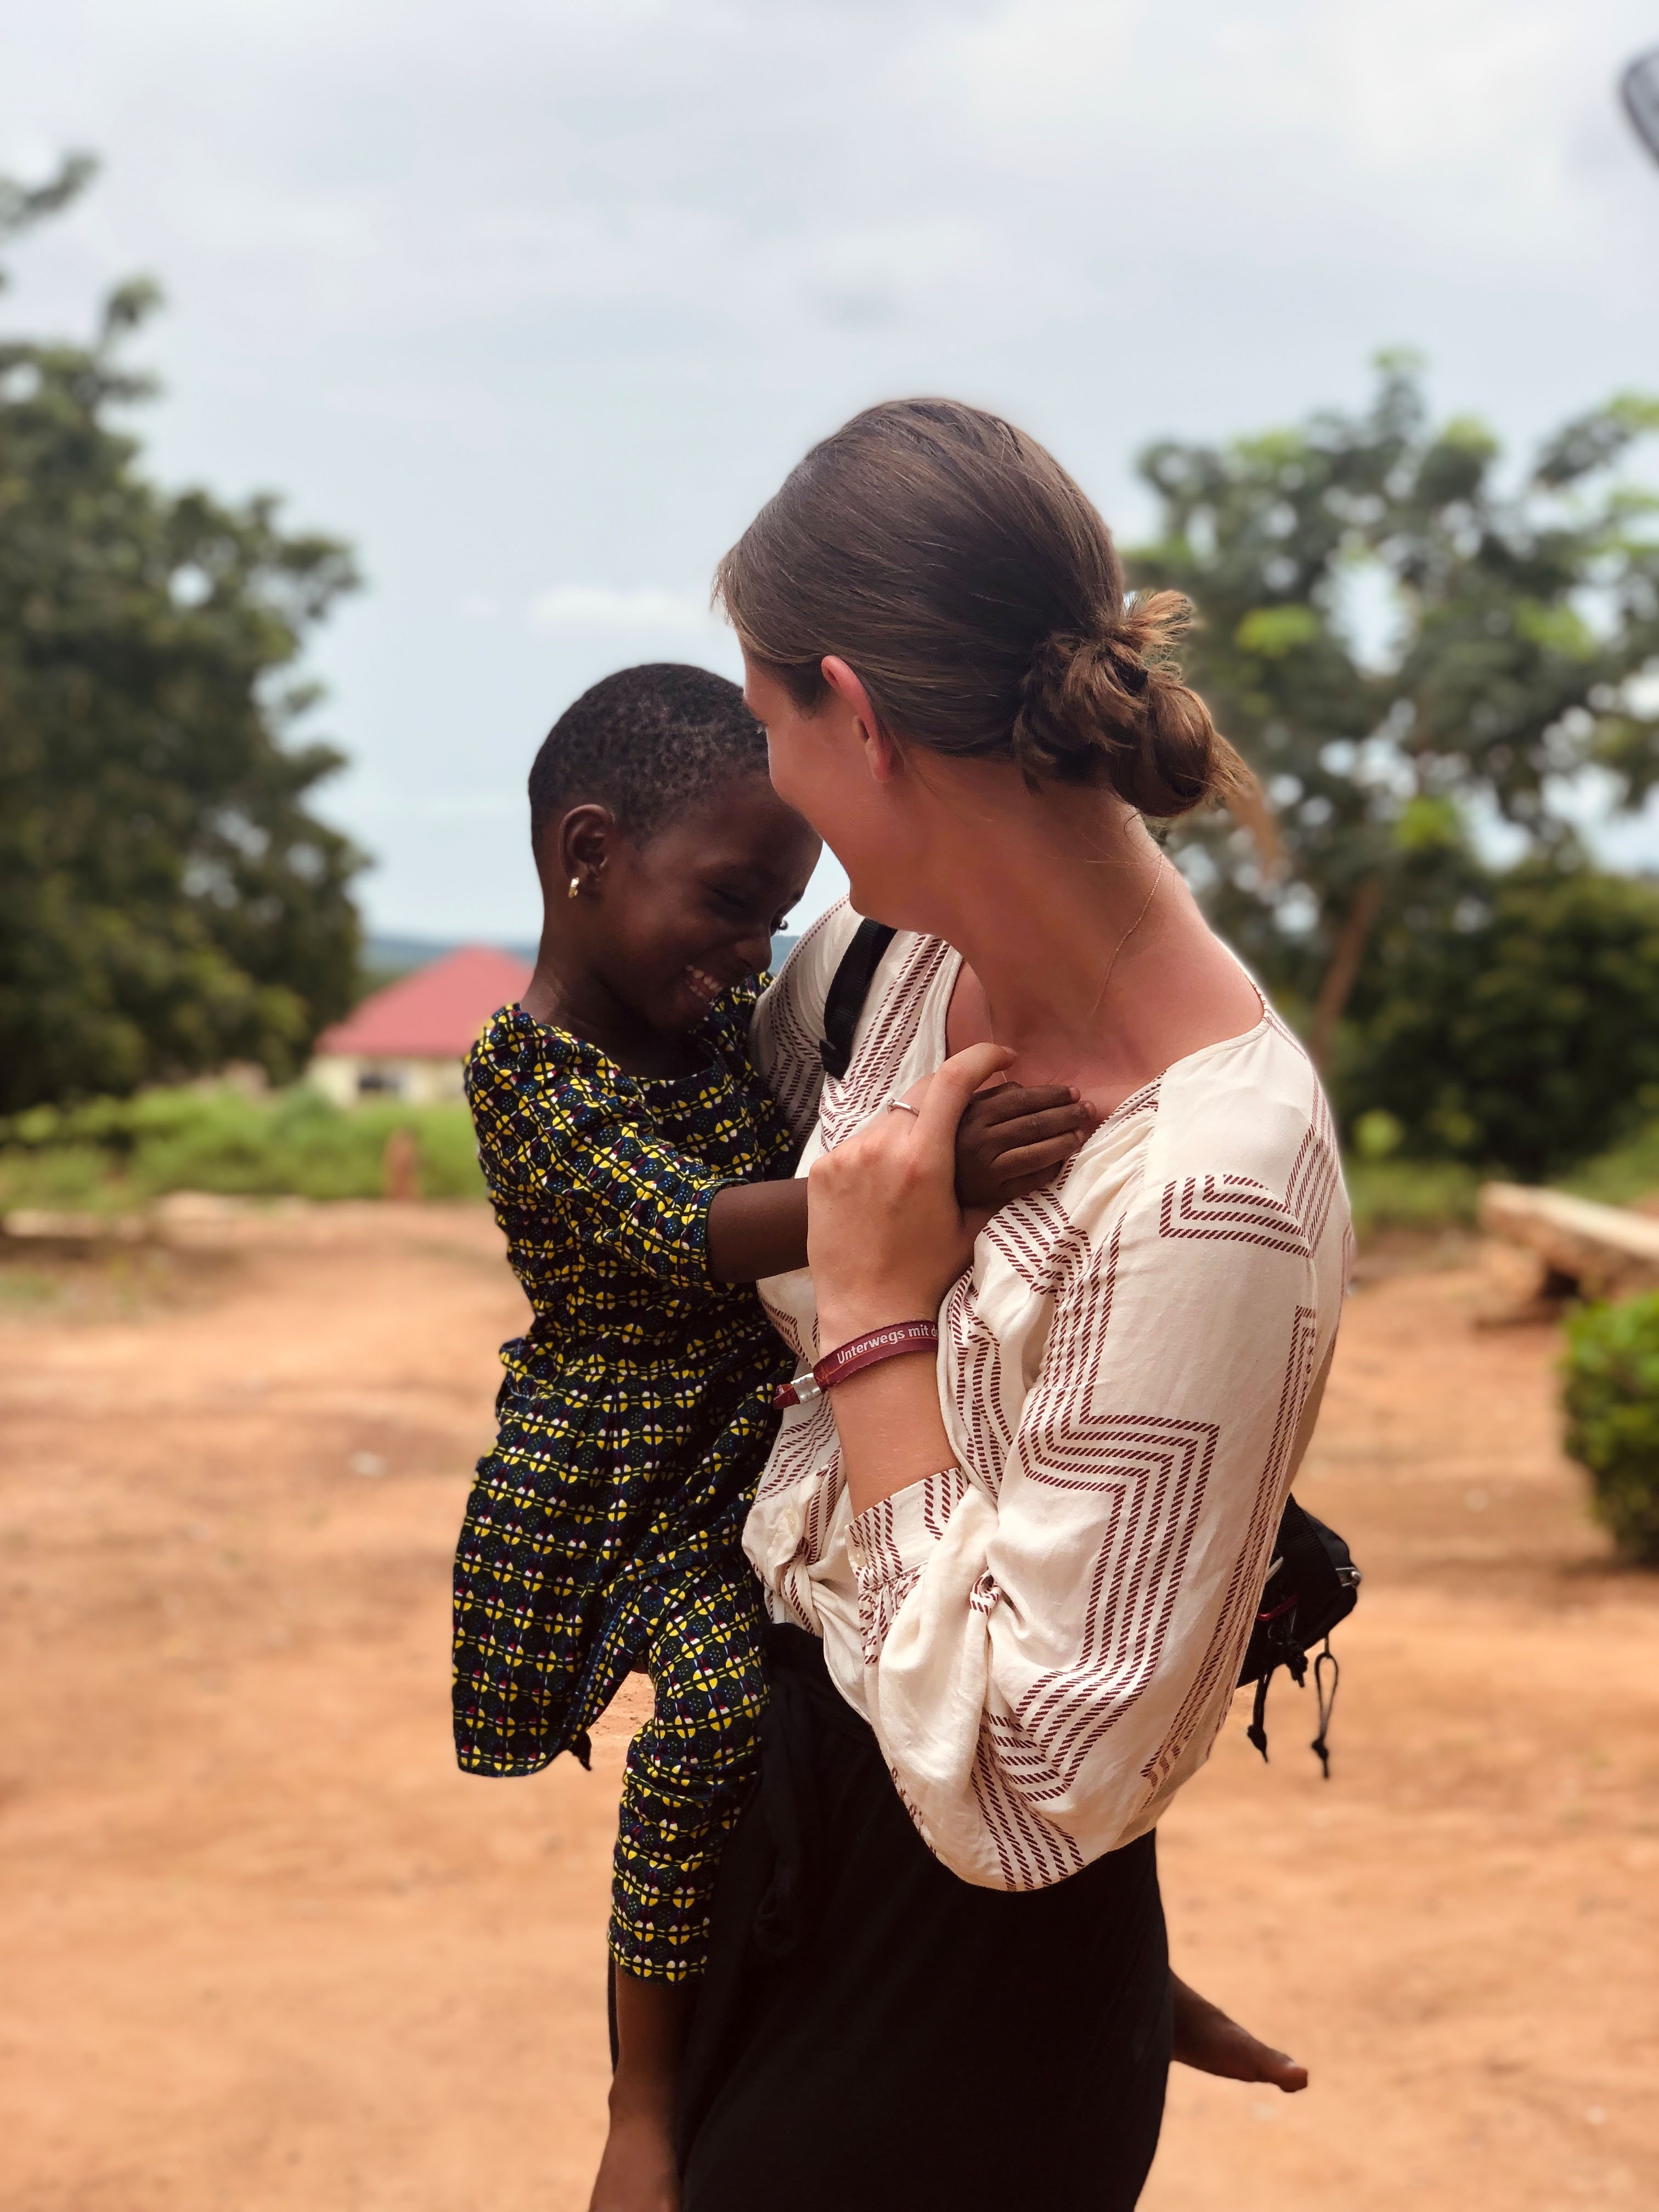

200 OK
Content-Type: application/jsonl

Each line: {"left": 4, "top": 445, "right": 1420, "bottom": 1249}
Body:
{"left": 676, "top": 1627, "right": 1171, "bottom": 2211}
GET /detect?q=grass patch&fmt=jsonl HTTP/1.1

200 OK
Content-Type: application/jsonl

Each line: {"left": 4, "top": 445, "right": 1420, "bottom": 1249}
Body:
{"left": 0, "top": 1085, "right": 484, "bottom": 1210}
{"left": 1344, "top": 1157, "right": 1481, "bottom": 1238}
{"left": 4, "top": 1084, "right": 1654, "bottom": 1233}
{"left": 1560, "top": 1119, "right": 1659, "bottom": 1211}
{"left": 1344, "top": 1115, "right": 1659, "bottom": 1240}
{"left": 0, "top": 1264, "right": 64, "bottom": 1312}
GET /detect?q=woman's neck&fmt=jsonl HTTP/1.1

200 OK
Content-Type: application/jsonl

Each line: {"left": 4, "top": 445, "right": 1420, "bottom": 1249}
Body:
{"left": 913, "top": 776, "right": 1261, "bottom": 1102}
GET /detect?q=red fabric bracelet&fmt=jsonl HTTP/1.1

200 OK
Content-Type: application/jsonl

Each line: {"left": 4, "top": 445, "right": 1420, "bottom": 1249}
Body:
{"left": 772, "top": 1319, "right": 939, "bottom": 1409}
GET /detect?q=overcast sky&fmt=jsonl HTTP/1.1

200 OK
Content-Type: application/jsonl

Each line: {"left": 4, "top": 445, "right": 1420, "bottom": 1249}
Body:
{"left": 5, "top": 0, "right": 1659, "bottom": 942}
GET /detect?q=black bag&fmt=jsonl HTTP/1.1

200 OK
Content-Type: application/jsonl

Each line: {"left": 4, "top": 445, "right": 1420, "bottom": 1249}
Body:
{"left": 1235, "top": 1496, "right": 1360, "bottom": 1777}
{"left": 816, "top": 916, "right": 1362, "bottom": 1776}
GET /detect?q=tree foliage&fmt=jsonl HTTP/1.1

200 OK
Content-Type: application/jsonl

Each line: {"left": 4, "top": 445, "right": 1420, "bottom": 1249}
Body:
{"left": 0, "top": 156, "right": 365, "bottom": 1113}
{"left": 1130, "top": 358, "right": 1659, "bottom": 1063}
{"left": 1338, "top": 862, "right": 1659, "bottom": 1179}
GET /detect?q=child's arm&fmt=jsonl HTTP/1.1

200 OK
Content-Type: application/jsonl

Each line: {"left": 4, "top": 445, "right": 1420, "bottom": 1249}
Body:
{"left": 703, "top": 1081, "right": 1094, "bottom": 1282}
{"left": 704, "top": 1179, "right": 810, "bottom": 1282}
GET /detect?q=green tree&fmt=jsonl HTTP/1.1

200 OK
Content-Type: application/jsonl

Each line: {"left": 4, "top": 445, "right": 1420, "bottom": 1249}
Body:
{"left": 0, "top": 156, "right": 365, "bottom": 1114}
{"left": 1130, "top": 358, "right": 1659, "bottom": 1064}
{"left": 1338, "top": 862, "right": 1659, "bottom": 1178}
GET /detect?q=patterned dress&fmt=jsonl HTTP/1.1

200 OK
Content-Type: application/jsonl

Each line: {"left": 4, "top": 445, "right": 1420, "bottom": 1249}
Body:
{"left": 453, "top": 987, "right": 796, "bottom": 1980}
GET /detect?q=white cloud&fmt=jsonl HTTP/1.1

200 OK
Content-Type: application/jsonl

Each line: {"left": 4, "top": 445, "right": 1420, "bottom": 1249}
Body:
{"left": 19, "top": 0, "right": 1654, "bottom": 365}
{"left": 6, "top": 0, "right": 1659, "bottom": 935}
{"left": 527, "top": 585, "right": 719, "bottom": 635}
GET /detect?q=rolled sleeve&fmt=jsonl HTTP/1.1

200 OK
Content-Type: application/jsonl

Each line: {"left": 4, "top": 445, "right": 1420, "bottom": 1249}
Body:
{"left": 469, "top": 1043, "right": 735, "bottom": 1296}
{"left": 537, "top": 1066, "right": 733, "bottom": 1291}
{"left": 847, "top": 1466, "right": 981, "bottom": 1664}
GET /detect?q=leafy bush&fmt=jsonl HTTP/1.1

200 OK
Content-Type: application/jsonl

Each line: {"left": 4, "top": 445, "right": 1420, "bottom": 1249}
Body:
{"left": 0, "top": 1084, "right": 483, "bottom": 1209}
{"left": 1337, "top": 864, "right": 1659, "bottom": 1180}
{"left": 1561, "top": 1293, "right": 1659, "bottom": 1566}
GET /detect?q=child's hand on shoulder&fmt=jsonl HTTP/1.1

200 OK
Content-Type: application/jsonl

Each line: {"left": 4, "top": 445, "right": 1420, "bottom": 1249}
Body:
{"left": 953, "top": 1081, "right": 1097, "bottom": 1209}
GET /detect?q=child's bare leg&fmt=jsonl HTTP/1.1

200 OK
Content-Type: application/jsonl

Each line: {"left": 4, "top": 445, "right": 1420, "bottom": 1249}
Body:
{"left": 1170, "top": 1972, "right": 1308, "bottom": 2092}
{"left": 594, "top": 1564, "right": 767, "bottom": 2210}
{"left": 588, "top": 1971, "right": 694, "bottom": 2212}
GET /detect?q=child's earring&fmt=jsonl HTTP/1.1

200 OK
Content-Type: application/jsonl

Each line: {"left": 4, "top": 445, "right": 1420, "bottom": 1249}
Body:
{"left": 567, "top": 874, "right": 580, "bottom": 900}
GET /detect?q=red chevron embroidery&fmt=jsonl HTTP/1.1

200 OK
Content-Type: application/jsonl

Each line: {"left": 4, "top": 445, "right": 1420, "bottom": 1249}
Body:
{"left": 981, "top": 1188, "right": 1075, "bottom": 1289}
{"left": 820, "top": 935, "right": 953, "bottom": 1151}
{"left": 850, "top": 1468, "right": 969, "bottom": 1662}
{"left": 1159, "top": 1173, "right": 1312, "bottom": 1257}
{"left": 1286, "top": 1083, "right": 1341, "bottom": 1248}
{"left": 950, "top": 1220, "right": 1216, "bottom": 1801}
{"left": 944, "top": 1274, "right": 1014, "bottom": 1500}
{"left": 1138, "top": 1302, "right": 1321, "bottom": 1798}
{"left": 970, "top": 1716, "right": 1085, "bottom": 1889}
{"left": 754, "top": 1389, "right": 834, "bottom": 1503}
{"left": 1002, "top": 1410, "right": 1216, "bottom": 1797}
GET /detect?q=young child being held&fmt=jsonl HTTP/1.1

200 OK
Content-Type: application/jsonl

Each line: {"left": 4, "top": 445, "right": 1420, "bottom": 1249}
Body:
{"left": 451, "top": 664, "right": 1306, "bottom": 2212}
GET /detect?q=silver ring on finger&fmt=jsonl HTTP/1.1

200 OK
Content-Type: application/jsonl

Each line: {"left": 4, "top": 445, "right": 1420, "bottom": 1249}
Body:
{"left": 884, "top": 1099, "right": 921, "bottom": 1118}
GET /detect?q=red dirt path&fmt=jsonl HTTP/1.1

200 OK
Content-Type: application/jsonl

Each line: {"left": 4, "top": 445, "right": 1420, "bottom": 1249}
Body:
{"left": 1, "top": 1205, "right": 1654, "bottom": 2210}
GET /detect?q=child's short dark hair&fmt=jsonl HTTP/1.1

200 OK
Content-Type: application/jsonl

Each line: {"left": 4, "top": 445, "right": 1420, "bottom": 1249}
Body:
{"left": 528, "top": 663, "right": 768, "bottom": 851}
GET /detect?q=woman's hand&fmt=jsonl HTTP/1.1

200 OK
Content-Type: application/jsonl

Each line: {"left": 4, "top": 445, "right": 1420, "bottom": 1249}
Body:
{"left": 808, "top": 1042, "right": 1015, "bottom": 1347}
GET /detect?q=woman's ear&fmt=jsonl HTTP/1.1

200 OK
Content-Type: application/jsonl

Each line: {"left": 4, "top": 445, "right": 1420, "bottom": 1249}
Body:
{"left": 556, "top": 803, "right": 618, "bottom": 895}
{"left": 821, "top": 656, "right": 900, "bottom": 784}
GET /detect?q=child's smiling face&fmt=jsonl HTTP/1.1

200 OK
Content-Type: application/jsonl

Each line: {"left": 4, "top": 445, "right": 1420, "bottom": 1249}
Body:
{"left": 566, "top": 772, "right": 821, "bottom": 1041}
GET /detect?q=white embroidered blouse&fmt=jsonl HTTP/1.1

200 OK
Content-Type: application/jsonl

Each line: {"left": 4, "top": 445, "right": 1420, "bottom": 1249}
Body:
{"left": 746, "top": 902, "right": 1353, "bottom": 1892}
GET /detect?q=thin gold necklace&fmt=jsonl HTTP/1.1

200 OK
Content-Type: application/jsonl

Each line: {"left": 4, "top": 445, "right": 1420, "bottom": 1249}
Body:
{"left": 1087, "top": 851, "right": 1166, "bottom": 1026}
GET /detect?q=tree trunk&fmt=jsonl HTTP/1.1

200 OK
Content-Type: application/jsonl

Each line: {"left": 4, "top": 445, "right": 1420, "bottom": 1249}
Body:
{"left": 1307, "top": 874, "right": 1383, "bottom": 1073}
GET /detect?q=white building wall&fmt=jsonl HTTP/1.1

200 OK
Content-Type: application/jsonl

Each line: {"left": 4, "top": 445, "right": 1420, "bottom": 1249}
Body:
{"left": 308, "top": 1054, "right": 467, "bottom": 1107}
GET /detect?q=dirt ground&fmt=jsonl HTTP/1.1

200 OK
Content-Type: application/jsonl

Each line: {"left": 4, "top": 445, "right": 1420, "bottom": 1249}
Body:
{"left": 1, "top": 1204, "right": 1655, "bottom": 2212}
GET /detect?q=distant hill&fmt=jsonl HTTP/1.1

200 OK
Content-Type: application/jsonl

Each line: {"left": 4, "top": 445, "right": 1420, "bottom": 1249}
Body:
{"left": 364, "top": 934, "right": 535, "bottom": 979}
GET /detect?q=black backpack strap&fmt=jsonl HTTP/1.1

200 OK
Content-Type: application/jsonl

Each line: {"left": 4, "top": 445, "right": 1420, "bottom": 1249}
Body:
{"left": 820, "top": 919, "right": 896, "bottom": 1080}
{"left": 1238, "top": 1492, "right": 1362, "bottom": 1778}
{"left": 1310, "top": 1640, "right": 1340, "bottom": 1780}
{"left": 1246, "top": 1669, "right": 1274, "bottom": 1762}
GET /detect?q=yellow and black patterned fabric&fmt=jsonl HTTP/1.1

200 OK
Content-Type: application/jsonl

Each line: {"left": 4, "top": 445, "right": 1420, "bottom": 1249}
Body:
{"left": 453, "top": 987, "right": 795, "bottom": 1977}
{"left": 610, "top": 1548, "right": 771, "bottom": 1978}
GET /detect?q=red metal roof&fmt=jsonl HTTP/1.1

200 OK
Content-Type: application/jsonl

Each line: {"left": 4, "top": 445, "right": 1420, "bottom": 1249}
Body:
{"left": 314, "top": 945, "right": 533, "bottom": 1059}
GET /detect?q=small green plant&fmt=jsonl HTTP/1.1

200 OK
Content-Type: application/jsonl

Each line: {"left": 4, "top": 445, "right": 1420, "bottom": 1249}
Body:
{"left": 1561, "top": 1291, "right": 1659, "bottom": 1566}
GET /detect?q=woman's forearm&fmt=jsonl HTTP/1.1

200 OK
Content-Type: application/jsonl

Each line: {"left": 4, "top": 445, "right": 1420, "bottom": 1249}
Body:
{"left": 706, "top": 1178, "right": 809, "bottom": 1282}
{"left": 818, "top": 1342, "right": 955, "bottom": 1515}
{"left": 801, "top": 1046, "right": 1012, "bottom": 1503}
